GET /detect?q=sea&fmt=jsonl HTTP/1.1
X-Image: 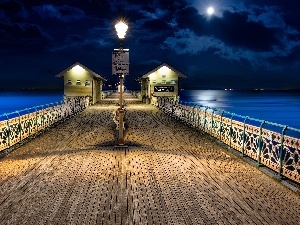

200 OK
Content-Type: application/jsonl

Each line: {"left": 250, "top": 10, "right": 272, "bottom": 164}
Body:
{"left": 0, "top": 90, "right": 64, "bottom": 119}
{"left": 179, "top": 90, "right": 300, "bottom": 136}
{"left": 1, "top": 89, "right": 300, "bottom": 136}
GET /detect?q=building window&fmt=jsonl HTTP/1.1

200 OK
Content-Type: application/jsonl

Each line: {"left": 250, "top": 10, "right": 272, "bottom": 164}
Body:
{"left": 162, "top": 74, "right": 166, "bottom": 78}
{"left": 152, "top": 80, "right": 156, "bottom": 84}
{"left": 154, "top": 86, "right": 174, "bottom": 92}
{"left": 85, "top": 80, "right": 91, "bottom": 86}
{"left": 170, "top": 80, "right": 176, "bottom": 84}
{"left": 76, "top": 80, "right": 81, "bottom": 85}
{"left": 161, "top": 80, "right": 166, "bottom": 84}
{"left": 66, "top": 80, "right": 72, "bottom": 85}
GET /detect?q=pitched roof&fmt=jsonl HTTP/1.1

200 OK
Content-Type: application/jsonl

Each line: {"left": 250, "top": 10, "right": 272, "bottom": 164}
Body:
{"left": 55, "top": 62, "right": 107, "bottom": 81}
{"left": 140, "top": 62, "right": 187, "bottom": 79}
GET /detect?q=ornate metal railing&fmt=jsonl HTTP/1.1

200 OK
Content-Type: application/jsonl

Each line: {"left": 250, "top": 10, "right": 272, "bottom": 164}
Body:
{"left": 153, "top": 97, "right": 300, "bottom": 184}
{"left": 101, "top": 91, "right": 113, "bottom": 99}
{"left": 0, "top": 96, "right": 87, "bottom": 156}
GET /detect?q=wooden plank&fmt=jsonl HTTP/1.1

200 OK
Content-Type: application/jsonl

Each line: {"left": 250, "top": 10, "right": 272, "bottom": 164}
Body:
{"left": 0, "top": 103, "right": 299, "bottom": 224}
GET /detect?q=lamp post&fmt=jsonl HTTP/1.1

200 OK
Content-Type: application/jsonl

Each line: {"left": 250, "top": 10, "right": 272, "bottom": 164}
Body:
{"left": 114, "top": 21, "right": 128, "bottom": 146}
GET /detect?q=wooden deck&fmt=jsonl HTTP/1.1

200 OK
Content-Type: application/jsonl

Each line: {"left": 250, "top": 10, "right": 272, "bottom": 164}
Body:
{"left": 0, "top": 93, "right": 299, "bottom": 225}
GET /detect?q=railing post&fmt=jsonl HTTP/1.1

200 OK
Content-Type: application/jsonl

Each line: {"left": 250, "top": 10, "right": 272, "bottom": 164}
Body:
{"left": 55, "top": 102, "right": 61, "bottom": 121}
{"left": 160, "top": 97, "right": 163, "bottom": 110}
{"left": 171, "top": 100, "right": 176, "bottom": 116}
{"left": 219, "top": 110, "right": 224, "bottom": 140}
{"left": 229, "top": 114, "right": 234, "bottom": 149}
{"left": 73, "top": 98, "right": 76, "bottom": 114}
{"left": 277, "top": 126, "right": 288, "bottom": 179}
{"left": 257, "top": 120, "right": 266, "bottom": 166}
{"left": 181, "top": 102, "right": 185, "bottom": 121}
{"left": 242, "top": 116, "right": 249, "bottom": 157}
{"left": 204, "top": 107, "right": 208, "bottom": 132}
{"left": 16, "top": 111, "right": 22, "bottom": 142}
{"left": 4, "top": 114, "right": 11, "bottom": 149}
{"left": 159, "top": 97, "right": 162, "bottom": 108}
{"left": 26, "top": 108, "right": 31, "bottom": 136}
{"left": 34, "top": 106, "right": 38, "bottom": 132}
{"left": 211, "top": 109, "right": 216, "bottom": 136}
{"left": 197, "top": 106, "right": 200, "bottom": 129}
{"left": 41, "top": 105, "right": 45, "bottom": 127}
{"left": 45, "top": 104, "right": 50, "bottom": 125}
{"left": 183, "top": 102, "right": 186, "bottom": 122}
{"left": 185, "top": 103, "right": 189, "bottom": 124}
{"left": 189, "top": 103, "right": 193, "bottom": 125}
{"left": 192, "top": 104, "right": 196, "bottom": 127}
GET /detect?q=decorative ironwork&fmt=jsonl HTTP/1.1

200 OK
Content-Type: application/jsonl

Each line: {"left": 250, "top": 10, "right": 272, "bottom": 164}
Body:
{"left": 0, "top": 97, "right": 86, "bottom": 154}
{"left": 154, "top": 97, "right": 300, "bottom": 184}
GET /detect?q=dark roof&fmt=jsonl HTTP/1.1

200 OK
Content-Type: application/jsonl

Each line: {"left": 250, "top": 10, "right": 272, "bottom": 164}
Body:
{"left": 140, "top": 62, "right": 187, "bottom": 79}
{"left": 55, "top": 62, "right": 107, "bottom": 81}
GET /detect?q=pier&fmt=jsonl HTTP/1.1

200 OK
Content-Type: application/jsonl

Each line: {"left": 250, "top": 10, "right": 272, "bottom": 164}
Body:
{"left": 0, "top": 92, "right": 300, "bottom": 225}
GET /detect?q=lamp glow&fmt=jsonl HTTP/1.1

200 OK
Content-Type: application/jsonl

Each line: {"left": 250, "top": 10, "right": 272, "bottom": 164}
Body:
{"left": 207, "top": 7, "right": 214, "bottom": 15}
{"left": 159, "top": 66, "right": 170, "bottom": 74}
{"left": 115, "top": 21, "right": 128, "bottom": 39}
{"left": 72, "top": 65, "right": 85, "bottom": 74}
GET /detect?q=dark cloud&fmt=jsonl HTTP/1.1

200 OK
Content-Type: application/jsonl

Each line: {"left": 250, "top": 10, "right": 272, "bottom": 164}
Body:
{"left": 269, "top": 46, "right": 300, "bottom": 66}
{"left": 0, "top": 0, "right": 29, "bottom": 20}
{"left": 0, "top": 22, "right": 51, "bottom": 49}
{"left": 142, "top": 19, "right": 173, "bottom": 32}
{"left": 65, "top": 34, "right": 85, "bottom": 43}
{"left": 0, "top": 0, "right": 300, "bottom": 90}
{"left": 216, "top": 11, "right": 279, "bottom": 51}
{"left": 32, "top": 4, "right": 85, "bottom": 22}
{"left": 175, "top": 7, "right": 279, "bottom": 51}
{"left": 135, "top": 18, "right": 174, "bottom": 45}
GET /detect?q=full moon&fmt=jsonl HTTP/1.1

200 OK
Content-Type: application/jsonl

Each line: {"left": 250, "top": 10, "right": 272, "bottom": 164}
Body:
{"left": 207, "top": 7, "right": 214, "bottom": 15}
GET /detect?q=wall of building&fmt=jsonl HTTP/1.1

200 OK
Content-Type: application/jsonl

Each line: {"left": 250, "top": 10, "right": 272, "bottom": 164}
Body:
{"left": 94, "top": 80, "right": 102, "bottom": 103}
{"left": 62, "top": 65, "right": 101, "bottom": 104}
{"left": 147, "top": 66, "right": 179, "bottom": 97}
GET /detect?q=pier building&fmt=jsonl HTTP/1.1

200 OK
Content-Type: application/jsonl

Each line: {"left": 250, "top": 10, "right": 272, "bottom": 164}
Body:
{"left": 56, "top": 62, "right": 107, "bottom": 104}
{"left": 137, "top": 62, "right": 187, "bottom": 102}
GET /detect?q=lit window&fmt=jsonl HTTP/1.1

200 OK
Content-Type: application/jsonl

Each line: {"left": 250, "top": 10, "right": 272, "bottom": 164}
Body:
{"left": 76, "top": 80, "right": 81, "bottom": 85}
{"left": 170, "top": 80, "right": 176, "bottom": 84}
{"left": 161, "top": 80, "right": 166, "bottom": 84}
{"left": 85, "top": 80, "right": 91, "bottom": 86}
{"left": 154, "top": 86, "right": 174, "bottom": 92}
{"left": 67, "top": 80, "right": 72, "bottom": 85}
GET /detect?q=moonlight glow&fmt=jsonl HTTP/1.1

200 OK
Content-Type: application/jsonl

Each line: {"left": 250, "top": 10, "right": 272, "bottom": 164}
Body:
{"left": 207, "top": 7, "right": 214, "bottom": 15}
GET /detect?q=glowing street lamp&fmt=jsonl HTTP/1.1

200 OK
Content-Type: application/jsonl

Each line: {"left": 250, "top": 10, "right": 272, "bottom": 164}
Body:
{"left": 114, "top": 20, "right": 129, "bottom": 146}
{"left": 115, "top": 21, "right": 128, "bottom": 39}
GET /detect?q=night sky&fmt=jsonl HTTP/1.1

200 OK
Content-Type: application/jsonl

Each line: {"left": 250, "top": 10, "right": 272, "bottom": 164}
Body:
{"left": 1, "top": 0, "right": 300, "bottom": 90}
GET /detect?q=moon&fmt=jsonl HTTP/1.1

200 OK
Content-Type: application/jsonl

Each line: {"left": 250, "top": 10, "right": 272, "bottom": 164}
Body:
{"left": 207, "top": 7, "right": 214, "bottom": 15}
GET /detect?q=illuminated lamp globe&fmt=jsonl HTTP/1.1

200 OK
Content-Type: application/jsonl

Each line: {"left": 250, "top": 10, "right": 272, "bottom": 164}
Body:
{"left": 207, "top": 7, "right": 214, "bottom": 15}
{"left": 115, "top": 21, "right": 128, "bottom": 39}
